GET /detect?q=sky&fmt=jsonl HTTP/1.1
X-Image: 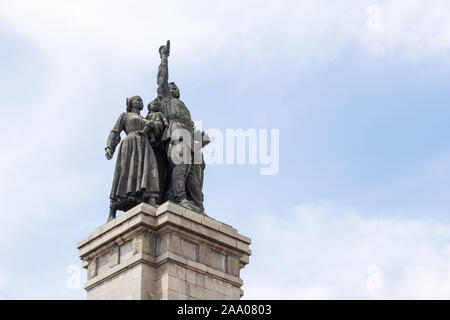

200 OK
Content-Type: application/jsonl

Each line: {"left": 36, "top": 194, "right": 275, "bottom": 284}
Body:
{"left": 1, "top": 0, "right": 450, "bottom": 299}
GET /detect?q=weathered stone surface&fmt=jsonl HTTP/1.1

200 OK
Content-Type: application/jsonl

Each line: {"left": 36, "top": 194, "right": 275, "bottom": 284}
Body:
{"left": 120, "top": 241, "right": 133, "bottom": 262}
{"left": 198, "top": 245, "right": 212, "bottom": 266}
{"left": 238, "top": 233, "right": 251, "bottom": 244}
{"left": 132, "top": 236, "right": 142, "bottom": 255}
{"left": 97, "top": 253, "right": 109, "bottom": 275}
{"left": 109, "top": 247, "right": 119, "bottom": 267}
{"left": 78, "top": 201, "right": 250, "bottom": 300}
{"left": 168, "top": 233, "right": 181, "bottom": 255}
{"left": 182, "top": 208, "right": 203, "bottom": 224}
{"left": 202, "top": 216, "right": 222, "bottom": 231}
{"left": 210, "top": 250, "right": 226, "bottom": 272}
{"left": 181, "top": 238, "right": 198, "bottom": 261}
{"left": 87, "top": 258, "right": 97, "bottom": 280}
{"left": 227, "top": 255, "right": 240, "bottom": 276}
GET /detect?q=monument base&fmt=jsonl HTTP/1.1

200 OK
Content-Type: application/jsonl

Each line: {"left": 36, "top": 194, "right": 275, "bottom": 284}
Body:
{"left": 77, "top": 201, "right": 251, "bottom": 300}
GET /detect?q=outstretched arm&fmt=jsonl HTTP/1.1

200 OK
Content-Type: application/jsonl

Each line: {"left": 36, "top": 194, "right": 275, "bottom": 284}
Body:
{"left": 105, "top": 113, "right": 125, "bottom": 159}
{"left": 157, "top": 40, "right": 170, "bottom": 100}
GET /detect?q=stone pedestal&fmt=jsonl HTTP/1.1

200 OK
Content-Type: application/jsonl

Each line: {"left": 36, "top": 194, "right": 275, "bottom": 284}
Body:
{"left": 77, "top": 201, "right": 251, "bottom": 300}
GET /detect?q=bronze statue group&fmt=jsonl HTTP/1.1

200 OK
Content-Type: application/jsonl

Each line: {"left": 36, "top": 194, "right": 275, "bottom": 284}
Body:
{"left": 105, "top": 41, "right": 210, "bottom": 222}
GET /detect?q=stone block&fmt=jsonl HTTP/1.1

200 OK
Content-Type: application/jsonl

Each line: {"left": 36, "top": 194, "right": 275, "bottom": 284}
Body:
{"left": 100, "top": 219, "right": 116, "bottom": 235}
{"left": 168, "top": 233, "right": 181, "bottom": 255}
{"left": 186, "top": 269, "right": 196, "bottom": 284}
{"left": 240, "top": 254, "right": 249, "bottom": 265}
{"left": 87, "top": 258, "right": 97, "bottom": 280}
{"left": 132, "top": 236, "right": 142, "bottom": 255}
{"left": 220, "top": 224, "right": 238, "bottom": 238}
{"left": 217, "top": 233, "right": 237, "bottom": 248}
{"left": 204, "top": 288, "right": 217, "bottom": 300}
{"left": 202, "top": 216, "right": 222, "bottom": 231}
{"left": 156, "top": 262, "right": 177, "bottom": 279}
{"left": 214, "top": 279, "right": 225, "bottom": 295}
{"left": 140, "top": 202, "right": 157, "bottom": 215}
{"left": 198, "top": 245, "right": 211, "bottom": 266}
{"left": 182, "top": 208, "right": 203, "bottom": 224}
{"left": 115, "top": 211, "right": 129, "bottom": 226}
{"left": 179, "top": 219, "right": 203, "bottom": 235}
{"left": 159, "top": 274, "right": 178, "bottom": 293}
{"left": 90, "top": 227, "right": 101, "bottom": 241}
{"left": 231, "top": 286, "right": 241, "bottom": 299}
{"left": 77, "top": 235, "right": 90, "bottom": 249}
{"left": 195, "top": 272, "right": 206, "bottom": 288}
{"left": 227, "top": 256, "right": 240, "bottom": 276}
{"left": 114, "top": 222, "right": 131, "bottom": 239}
{"left": 96, "top": 253, "right": 109, "bottom": 275}
{"left": 205, "top": 275, "right": 214, "bottom": 290}
{"left": 224, "top": 283, "right": 233, "bottom": 297}
{"left": 157, "top": 201, "right": 184, "bottom": 216}
{"left": 206, "top": 266, "right": 225, "bottom": 279}
{"left": 167, "top": 289, "right": 179, "bottom": 299}
{"left": 125, "top": 203, "right": 144, "bottom": 218}
{"left": 236, "top": 240, "right": 250, "bottom": 253}
{"left": 210, "top": 250, "right": 226, "bottom": 272}
{"left": 187, "top": 259, "right": 208, "bottom": 273}
{"left": 198, "top": 224, "right": 217, "bottom": 240}
{"left": 237, "top": 233, "right": 251, "bottom": 244}
{"left": 142, "top": 265, "right": 155, "bottom": 283}
{"left": 181, "top": 238, "right": 198, "bottom": 261}
{"left": 186, "top": 282, "right": 199, "bottom": 299}
{"left": 177, "top": 279, "right": 187, "bottom": 295}
{"left": 160, "top": 288, "right": 179, "bottom": 300}
{"left": 156, "top": 233, "right": 168, "bottom": 256}
{"left": 128, "top": 214, "right": 143, "bottom": 229}
{"left": 78, "top": 202, "right": 251, "bottom": 300}
{"left": 176, "top": 265, "right": 186, "bottom": 281}
{"left": 120, "top": 241, "right": 133, "bottom": 262}
{"left": 109, "top": 246, "right": 119, "bottom": 267}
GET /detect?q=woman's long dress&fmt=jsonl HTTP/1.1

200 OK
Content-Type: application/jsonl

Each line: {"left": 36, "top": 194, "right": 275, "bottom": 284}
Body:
{"left": 106, "top": 112, "right": 161, "bottom": 211}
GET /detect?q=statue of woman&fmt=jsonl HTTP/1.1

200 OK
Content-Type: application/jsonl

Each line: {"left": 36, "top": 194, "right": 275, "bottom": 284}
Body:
{"left": 105, "top": 96, "right": 163, "bottom": 222}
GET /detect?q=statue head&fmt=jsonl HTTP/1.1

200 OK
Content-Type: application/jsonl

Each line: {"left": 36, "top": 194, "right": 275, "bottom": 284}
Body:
{"left": 148, "top": 98, "right": 161, "bottom": 112}
{"left": 169, "top": 82, "right": 180, "bottom": 99}
{"left": 126, "top": 96, "right": 143, "bottom": 112}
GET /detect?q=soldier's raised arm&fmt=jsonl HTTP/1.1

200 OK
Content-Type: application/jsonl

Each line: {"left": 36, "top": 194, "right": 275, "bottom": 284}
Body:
{"left": 157, "top": 40, "right": 170, "bottom": 100}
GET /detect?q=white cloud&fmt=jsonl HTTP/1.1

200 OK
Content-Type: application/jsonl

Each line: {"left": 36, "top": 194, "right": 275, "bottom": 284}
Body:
{"left": 358, "top": 1, "right": 450, "bottom": 60}
{"left": 0, "top": 263, "right": 87, "bottom": 299}
{"left": 242, "top": 203, "right": 450, "bottom": 299}
{"left": 0, "top": 266, "right": 19, "bottom": 299}
{"left": 0, "top": 60, "right": 105, "bottom": 245}
{"left": 1, "top": 0, "right": 449, "bottom": 69}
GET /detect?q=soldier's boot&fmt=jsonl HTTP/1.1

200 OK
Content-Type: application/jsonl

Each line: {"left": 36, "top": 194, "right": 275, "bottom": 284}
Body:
{"left": 107, "top": 207, "right": 117, "bottom": 222}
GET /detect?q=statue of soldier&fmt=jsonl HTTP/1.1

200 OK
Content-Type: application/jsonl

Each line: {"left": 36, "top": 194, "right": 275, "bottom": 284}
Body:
{"left": 155, "top": 41, "right": 208, "bottom": 213}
